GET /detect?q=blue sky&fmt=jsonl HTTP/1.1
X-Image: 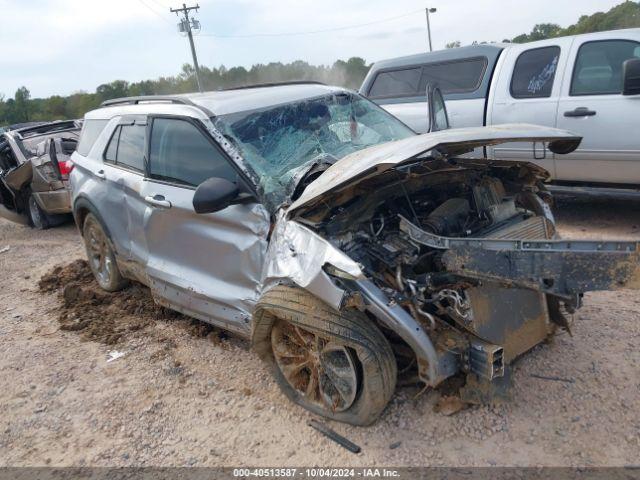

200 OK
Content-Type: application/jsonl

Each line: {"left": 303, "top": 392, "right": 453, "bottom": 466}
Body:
{"left": 0, "top": 0, "right": 626, "bottom": 98}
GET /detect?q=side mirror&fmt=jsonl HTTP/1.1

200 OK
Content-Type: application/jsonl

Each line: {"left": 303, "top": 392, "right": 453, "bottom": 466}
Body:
{"left": 623, "top": 57, "right": 640, "bottom": 96}
{"left": 193, "top": 177, "right": 239, "bottom": 214}
{"left": 426, "top": 83, "right": 450, "bottom": 132}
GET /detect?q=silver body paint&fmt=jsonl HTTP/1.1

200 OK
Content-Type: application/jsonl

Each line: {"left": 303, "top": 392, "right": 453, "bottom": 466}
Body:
{"left": 261, "top": 210, "right": 363, "bottom": 310}
{"left": 70, "top": 87, "right": 583, "bottom": 386}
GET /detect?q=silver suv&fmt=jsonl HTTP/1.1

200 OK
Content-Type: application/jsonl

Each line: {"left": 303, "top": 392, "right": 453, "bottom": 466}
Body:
{"left": 70, "top": 83, "right": 639, "bottom": 425}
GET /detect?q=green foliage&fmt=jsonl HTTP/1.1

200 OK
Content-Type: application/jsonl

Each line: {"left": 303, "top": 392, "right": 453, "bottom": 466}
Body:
{"left": 0, "top": 57, "right": 372, "bottom": 125}
{"left": 512, "top": 1, "right": 640, "bottom": 43}
{"left": 446, "top": 2, "right": 639, "bottom": 49}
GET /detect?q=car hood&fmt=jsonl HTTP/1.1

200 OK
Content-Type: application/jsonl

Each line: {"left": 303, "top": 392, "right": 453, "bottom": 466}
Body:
{"left": 287, "top": 124, "right": 581, "bottom": 217}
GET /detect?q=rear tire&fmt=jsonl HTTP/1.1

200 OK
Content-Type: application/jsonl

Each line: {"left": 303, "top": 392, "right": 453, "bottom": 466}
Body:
{"left": 82, "top": 213, "right": 128, "bottom": 292}
{"left": 28, "top": 194, "right": 51, "bottom": 230}
{"left": 253, "top": 285, "right": 397, "bottom": 426}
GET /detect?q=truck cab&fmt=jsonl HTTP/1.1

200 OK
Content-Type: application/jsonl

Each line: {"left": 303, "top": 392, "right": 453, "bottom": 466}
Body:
{"left": 361, "top": 28, "right": 640, "bottom": 187}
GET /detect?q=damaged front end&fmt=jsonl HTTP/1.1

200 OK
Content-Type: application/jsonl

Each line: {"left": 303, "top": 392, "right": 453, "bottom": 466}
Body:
{"left": 274, "top": 125, "right": 639, "bottom": 403}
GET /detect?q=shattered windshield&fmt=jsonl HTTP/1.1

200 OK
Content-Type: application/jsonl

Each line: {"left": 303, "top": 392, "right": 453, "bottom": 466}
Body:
{"left": 213, "top": 92, "right": 414, "bottom": 206}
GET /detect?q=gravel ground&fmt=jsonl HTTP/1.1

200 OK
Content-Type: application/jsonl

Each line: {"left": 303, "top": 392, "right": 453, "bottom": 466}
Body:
{"left": 0, "top": 193, "right": 638, "bottom": 467}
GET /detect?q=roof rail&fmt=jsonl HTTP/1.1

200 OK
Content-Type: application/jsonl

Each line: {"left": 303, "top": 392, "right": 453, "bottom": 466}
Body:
{"left": 221, "top": 81, "right": 326, "bottom": 91}
{"left": 99, "top": 96, "right": 199, "bottom": 108}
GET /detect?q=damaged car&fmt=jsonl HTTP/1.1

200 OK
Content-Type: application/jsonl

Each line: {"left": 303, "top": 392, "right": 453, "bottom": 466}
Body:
{"left": 0, "top": 120, "right": 81, "bottom": 228}
{"left": 70, "top": 83, "right": 639, "bottom": 425}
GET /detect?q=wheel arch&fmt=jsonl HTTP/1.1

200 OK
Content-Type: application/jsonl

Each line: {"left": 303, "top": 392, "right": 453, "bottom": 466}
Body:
{"left": 251, "top": 283, "right": 398, "bottom": 425}
{"left": 73, "top": 196, "right": 112, "bottom": 239}
{"left": 253, "top": 280, "right": 441, "bottom": 388}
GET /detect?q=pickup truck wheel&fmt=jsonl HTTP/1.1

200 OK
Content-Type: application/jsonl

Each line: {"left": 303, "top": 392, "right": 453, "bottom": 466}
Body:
{"left": 82, "top": 213, "right": 128, "bottom": 292}
{"left": 253, "top": 285, "right": 397, "bottom": 426}
{"left": 28, "top": 194, "right": 51, "bottom": 230}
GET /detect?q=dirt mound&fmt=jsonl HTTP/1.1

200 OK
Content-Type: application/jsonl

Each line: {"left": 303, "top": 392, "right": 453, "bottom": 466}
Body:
{"left": 39, "top": 260, "right": 225, "bottom": 345}
{"left": 38, "top": 259, "right": 93, "bottom": 292}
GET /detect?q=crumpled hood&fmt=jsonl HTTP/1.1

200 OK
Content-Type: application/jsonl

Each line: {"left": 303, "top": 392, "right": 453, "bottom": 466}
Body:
{"left": 288, "top": 124, "right": 581, "bottom": 216}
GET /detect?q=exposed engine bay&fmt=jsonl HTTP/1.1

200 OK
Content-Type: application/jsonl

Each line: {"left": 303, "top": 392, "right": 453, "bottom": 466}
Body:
{"left": 292, "top": 157, "right": 618, "bottom": 400}
{"left": 264, "top": 120, "right": 640, "bottom": 410}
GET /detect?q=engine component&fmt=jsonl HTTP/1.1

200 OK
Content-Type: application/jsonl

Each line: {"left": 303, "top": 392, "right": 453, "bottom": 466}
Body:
{"left": 486, "top": 199, "right": 518, "bottom": 224}
{"left": 434, "top": 288, "right": 472, "bottom": 325}
{"left": 472, "top": 177, "right": 505, "bottom": 212}
{"left": 422, "top": 198, "right": 470, "bottom": 235}
{"left": 483, "top": 215, "right": 553, "bottom": 240}
{"left": 366, "top": 234, "right": 420, "bottom": 270}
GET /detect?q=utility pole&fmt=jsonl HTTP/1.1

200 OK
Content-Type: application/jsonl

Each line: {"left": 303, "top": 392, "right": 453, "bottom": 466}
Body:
{"left": 425, "top": 7, "right": 437, "bottom": 52}
{"left": 171, "top": 3, "right": 203, "bottom": 92}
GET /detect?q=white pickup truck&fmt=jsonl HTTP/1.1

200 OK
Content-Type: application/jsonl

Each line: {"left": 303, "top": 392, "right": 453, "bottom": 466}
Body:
{"left": 360, "top": 29, "right": 640, "bottom": 187}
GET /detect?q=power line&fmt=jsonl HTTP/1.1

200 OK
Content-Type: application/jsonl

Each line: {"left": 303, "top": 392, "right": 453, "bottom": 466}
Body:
{"left": 200, "top": 8, "right": 424, "bottom": 38}
{"left": 135, "top": 0, "right": 173, "bottom": 25}
{"left": 147, "top": 0, "right": 171, "bottom": 9}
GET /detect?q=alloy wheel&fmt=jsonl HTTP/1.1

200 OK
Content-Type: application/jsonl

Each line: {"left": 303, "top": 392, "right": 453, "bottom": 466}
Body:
{"left": 85, "top": 219, "right": 115, "bottom": 288}
{"left": 271, "top": 320, "right": 359, "bottom": 412}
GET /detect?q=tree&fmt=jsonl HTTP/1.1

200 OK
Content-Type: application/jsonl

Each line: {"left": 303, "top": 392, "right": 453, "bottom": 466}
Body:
{"left": 332, "top": 57, "right": 370, "bottom": 88}
{"left": 96, "top": 80, "right": 129, "bottom": 102}
{"left": 511, "top": 1, "right": 640, "bottom": 43}
{"left": 14, "top": 86, "right": 31, "bottom": 122}
{"left": 513, "top": 23, "right": 562, "bottom": 43}
{"left": 0, "top": 94, "right": 6, "bottom": 126}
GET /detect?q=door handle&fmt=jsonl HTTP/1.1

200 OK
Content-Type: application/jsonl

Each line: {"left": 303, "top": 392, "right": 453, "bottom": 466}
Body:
{"left": 144, "top": 195, "right": 172, "bottom": 208}
{"left": 95, "top": 169, "right": 106, "bottom": 179}
{"left": 564, "top": 107, "right": 596, "bottom": 118}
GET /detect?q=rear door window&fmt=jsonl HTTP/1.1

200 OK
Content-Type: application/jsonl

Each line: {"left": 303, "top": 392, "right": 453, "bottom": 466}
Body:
{"left": 148, "top": 118, "right": 236, "bottom": 187}
{"left": 103, "top": 124, "right": 145, "bottom": 172}
{"left": 571, "top": 40, "right": 640, "bottom": 95}
{"left": 421, "top": 58, "right": 487, "bottom": 93}
{"left": 368, "top": 68, "right": 422, "bottom": 98}
{"left": 77, "top": 119, "right": 108, "bottom": 156}
{"left": 511, "top": 46, "right": 561, "bottom": 98}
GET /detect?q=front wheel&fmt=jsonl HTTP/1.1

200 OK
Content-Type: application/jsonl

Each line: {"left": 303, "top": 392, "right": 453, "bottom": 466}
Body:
{"left": 252, "top": 285, "right": 397, "bottom": 426}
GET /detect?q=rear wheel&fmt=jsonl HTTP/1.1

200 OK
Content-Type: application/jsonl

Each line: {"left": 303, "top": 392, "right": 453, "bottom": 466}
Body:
{"left": 253, "top": 285, "right": 397, "bottom": 426}
{"left": 28, "top": 194, "right": 50, "bottom": 230}
{"left": 82, "top": 213, "right": 128, "bottom": 292}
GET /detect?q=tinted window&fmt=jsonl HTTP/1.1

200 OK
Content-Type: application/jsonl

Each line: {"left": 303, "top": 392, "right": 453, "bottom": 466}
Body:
{"left": 77, "top": 119, "right": 108, "bottom": 156}
{"left": 149, "top": 118, "right": 235, "bottom": 187}
{"left": 104, "top": 126, "right": 120, "bottom": 162}
{"left": 369, "top": 68, "right": 422, "bottom": 98}
{"left": 115, "top": 125, "right": 145, "bottom": 171}
{"left": 431, "top": 89, "right": 449, "bottom": 131}
{"left": 571, "top": 40, "right": 640, "bottom": 95}
{"left": 511, "top": 47, "right": 560, "bottom": 98}
{"left": 422, "top": 58, "right": 487, "bottom": 94}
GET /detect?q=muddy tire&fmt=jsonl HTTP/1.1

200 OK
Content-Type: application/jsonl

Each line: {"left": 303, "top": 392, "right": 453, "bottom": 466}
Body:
{"left": 27, "top": 194, "right": 51, "bottom": 230}
{"left": 253, "top": 285, "right": 397, "bottom": 426}
{"left": 82, "top": 213, "right": 128, "bottom": 292}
